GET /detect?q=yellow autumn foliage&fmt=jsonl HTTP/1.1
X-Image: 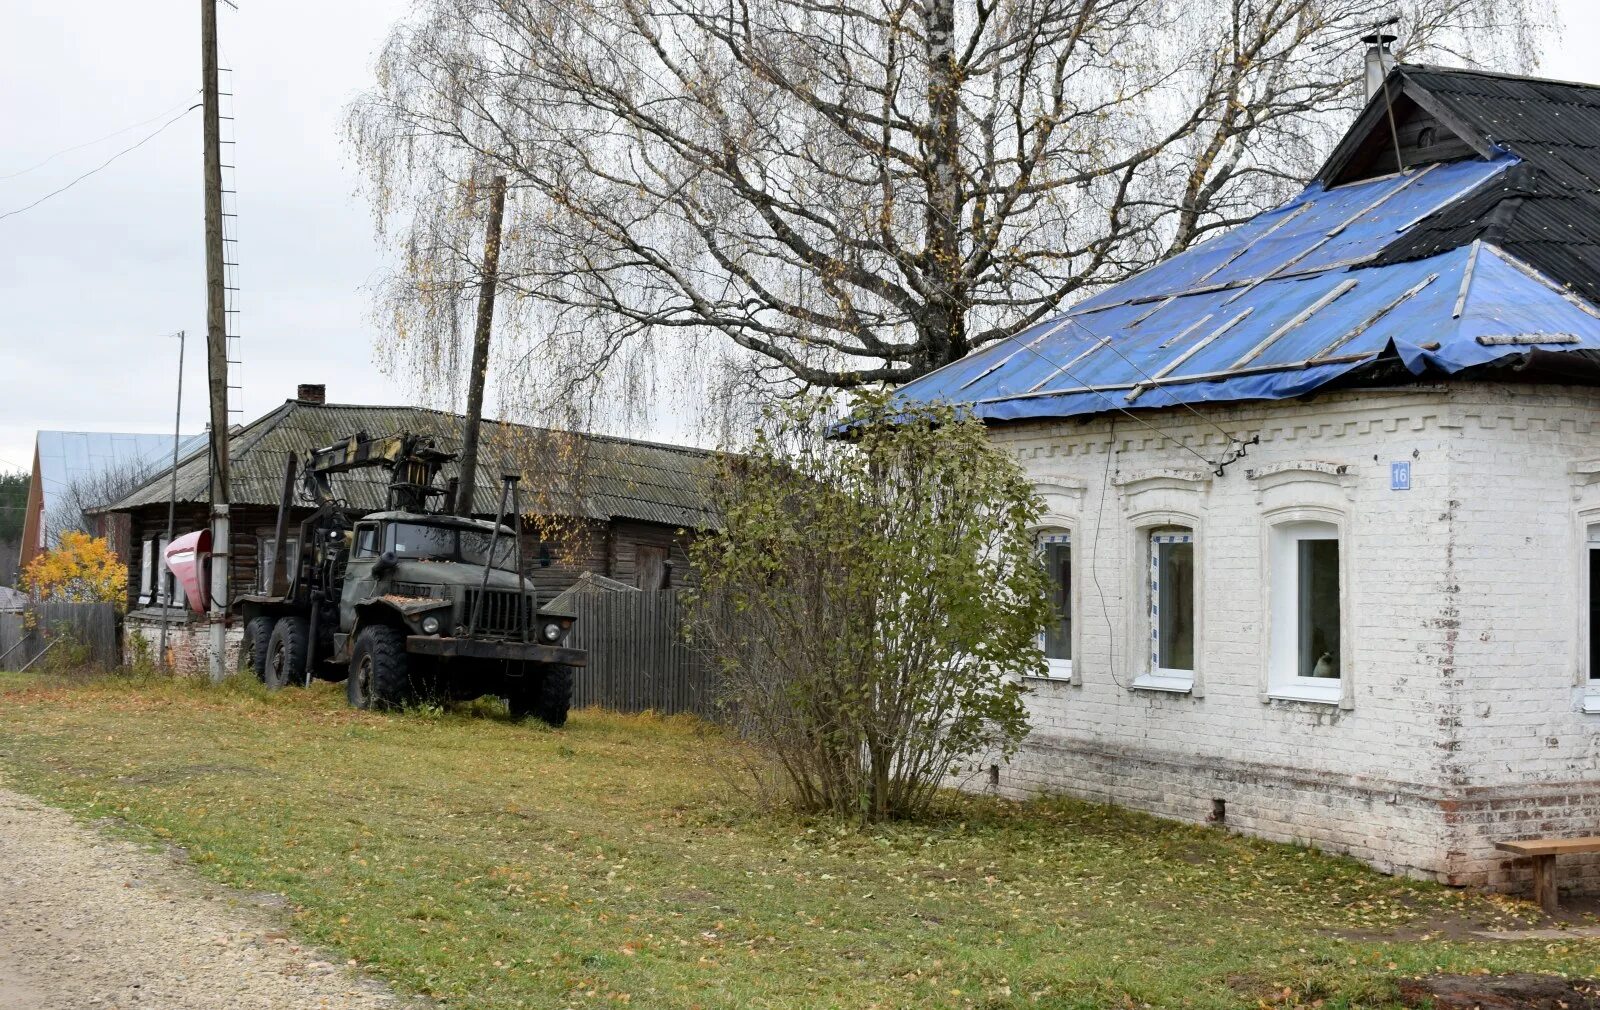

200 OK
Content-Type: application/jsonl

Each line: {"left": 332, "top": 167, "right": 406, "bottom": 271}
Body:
{"left": 20, "top": 531, "right": 128, "bottom": 610}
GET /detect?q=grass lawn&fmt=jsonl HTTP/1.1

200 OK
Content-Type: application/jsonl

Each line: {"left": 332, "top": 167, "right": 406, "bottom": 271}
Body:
{"left": 0, "top": 672, "right": 1596, "bottom": 1009}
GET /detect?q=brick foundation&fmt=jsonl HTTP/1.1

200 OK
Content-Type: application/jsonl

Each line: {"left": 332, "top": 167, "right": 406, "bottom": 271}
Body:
{"left": 123, "top": 611, "right": 243, "bottom": 676}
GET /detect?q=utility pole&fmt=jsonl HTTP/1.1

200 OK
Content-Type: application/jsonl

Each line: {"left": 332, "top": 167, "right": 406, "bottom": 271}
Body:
{"left": 456, "top": 174, "right": 508, "bottom": 518}
{"left": 202, "top": 0, "right": 230, "bottom": 681}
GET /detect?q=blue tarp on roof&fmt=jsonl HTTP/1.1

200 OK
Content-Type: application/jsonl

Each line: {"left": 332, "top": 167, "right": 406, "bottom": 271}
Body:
{"left": 892, "top": 152, "right": 1600, "bottom": 423}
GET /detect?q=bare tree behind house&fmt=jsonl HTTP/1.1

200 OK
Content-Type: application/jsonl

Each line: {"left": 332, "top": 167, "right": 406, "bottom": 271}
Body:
{"left": 43, "top": 460, "right": 158, "bottom": 548}
{"left": 349, "top": 0, "right": 1548, "bottom": 434}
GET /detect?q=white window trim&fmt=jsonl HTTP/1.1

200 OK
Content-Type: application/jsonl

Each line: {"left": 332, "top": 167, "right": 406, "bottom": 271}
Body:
{"left": 1032, "top": 530, "right": 1074, "bottom": 680}
{"left": 1261, "top": 507, "right": 1352, "bottom": 708}
{"left": 1130, "top": 672, "right": 1197, "bottom": 693}
{"left": 1132, "top": 527, "right": 1198, "bottom": 694}
{"left": 138, "top": 537, "right": 155, "bottom": 606}
{"left": 1580, "top": 518, "right": 1600, "bottom": 711}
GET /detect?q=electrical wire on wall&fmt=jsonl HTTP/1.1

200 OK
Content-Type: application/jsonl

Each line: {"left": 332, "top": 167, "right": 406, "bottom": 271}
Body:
{"left": 1087, "top": 414, "right": 1127, "bottom": 692}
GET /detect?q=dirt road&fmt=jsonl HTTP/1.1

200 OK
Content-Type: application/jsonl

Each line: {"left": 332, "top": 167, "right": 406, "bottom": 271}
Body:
{"left": 0, "top": 786, "right": 418, "bottom": 1009}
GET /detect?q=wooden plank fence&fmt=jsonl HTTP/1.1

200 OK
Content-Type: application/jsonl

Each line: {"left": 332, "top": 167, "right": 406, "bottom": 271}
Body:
{"left": 0, "top": 601, "right": 118, "bottom": 671}
{"left": 565, "top": 590, "right": 719, "bottom": 719}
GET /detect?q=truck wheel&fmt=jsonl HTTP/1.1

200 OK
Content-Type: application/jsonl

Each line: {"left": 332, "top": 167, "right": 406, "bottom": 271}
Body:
{"left": 244, "top": 616, "right": 274, "bottom": 679}
{"left": 264, "top": 617, "right": 309, "bottom": 690}
{"left": 348, "top": 625, "right": 409, "bottom": 711}
{"left": 509, "top": 664, "right": 573, "bottom": 728}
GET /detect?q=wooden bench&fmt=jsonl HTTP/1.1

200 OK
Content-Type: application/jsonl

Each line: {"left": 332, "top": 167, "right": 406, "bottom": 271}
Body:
{"left": 1494, "top": 836, "right": 1600, "bottom": 912}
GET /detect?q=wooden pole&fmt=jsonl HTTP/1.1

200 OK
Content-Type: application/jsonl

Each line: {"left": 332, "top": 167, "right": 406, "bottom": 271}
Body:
{"left": 456, "top": 175, "right": 508, "bottom": 518}
{"left": 158, "top": 330, "right": 185, "bottom": 671}
{"left": 202, "top": 0, "right": 230, "bottom": 681}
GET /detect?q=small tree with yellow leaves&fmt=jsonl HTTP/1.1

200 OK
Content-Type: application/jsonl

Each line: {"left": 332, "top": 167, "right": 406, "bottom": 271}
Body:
{"left": 20, "top": 531, "right": 128, "bottom": 610}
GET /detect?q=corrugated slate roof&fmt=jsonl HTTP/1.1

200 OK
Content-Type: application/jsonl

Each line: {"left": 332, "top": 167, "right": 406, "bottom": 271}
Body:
{"left": 104, "top": 402, "right": 723, "bottom": 531}
{"left": 893, "top": 64, "right": 1600, "bottom": 425}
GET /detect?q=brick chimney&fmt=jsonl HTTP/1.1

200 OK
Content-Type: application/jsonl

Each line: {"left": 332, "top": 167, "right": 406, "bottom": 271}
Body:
{"left": 296, "top": 383, "right": 327, "bottom": 404}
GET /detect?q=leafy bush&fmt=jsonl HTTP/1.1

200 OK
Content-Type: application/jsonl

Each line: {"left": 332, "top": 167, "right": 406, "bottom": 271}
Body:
{"left": 689, "top": 392, "right": 1051, "bottom": 822}
{"left": 19, "top": 531, "right": 127, "bottom": 609}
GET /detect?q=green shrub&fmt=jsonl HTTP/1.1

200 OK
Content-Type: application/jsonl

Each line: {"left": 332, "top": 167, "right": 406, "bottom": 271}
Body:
{"left": 689, "top": 391, "right": 1052, "bottom": 822}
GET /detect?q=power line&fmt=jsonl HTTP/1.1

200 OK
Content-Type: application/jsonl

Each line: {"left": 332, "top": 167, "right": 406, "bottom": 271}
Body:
{"left": 0, "top": 95, "right": 199, "bottom": 182}
{"left": 987, "top": 327, "right": 1222, "bottom": 471}
{"left": 1053, "top": 312, "right": 1244, "bottom": 448}
{"left": 0, "top": 106, "right": 199, "bottom": 224}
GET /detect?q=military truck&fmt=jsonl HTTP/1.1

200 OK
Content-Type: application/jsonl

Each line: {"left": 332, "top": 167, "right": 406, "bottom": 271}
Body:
{"left": 234, "top": 431, "right": 582, "bottom": 725}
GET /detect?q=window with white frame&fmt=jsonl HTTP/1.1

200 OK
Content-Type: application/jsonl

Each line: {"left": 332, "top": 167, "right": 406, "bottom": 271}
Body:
{"left": 138, "top": 538, "right": 155, "bottom": 606}
{"left": 140, "top": 539, "right": 153, "bottom": 602}
{"left": 1038, "top": 532, "right": 1072, "bottom": 677}
{"left": 1587, "top": 526, "right": 1600, "bottom": 692}
{"left": 1149, "top": 529, "right": 1195, "bottom": 681}
{"left": 1268, "top": 520, "right": 1342, "bottom": 702}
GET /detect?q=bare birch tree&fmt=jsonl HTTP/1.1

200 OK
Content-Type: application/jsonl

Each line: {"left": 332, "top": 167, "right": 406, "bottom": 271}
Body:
{"left": 43, "top": 460, "right": 158, "bottom": 547}
{"left": 348, "top": 0, "right": 1547, "bottom": 428}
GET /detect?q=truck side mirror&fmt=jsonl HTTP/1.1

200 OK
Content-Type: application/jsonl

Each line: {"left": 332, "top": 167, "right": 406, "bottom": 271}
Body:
{"left": 372, "top": 551, "right": 398, "bottom": 577}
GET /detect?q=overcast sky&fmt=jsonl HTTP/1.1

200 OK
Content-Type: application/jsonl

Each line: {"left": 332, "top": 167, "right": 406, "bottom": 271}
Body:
{"left": 0, "top": 0, "right": 1594, "bottom": 475}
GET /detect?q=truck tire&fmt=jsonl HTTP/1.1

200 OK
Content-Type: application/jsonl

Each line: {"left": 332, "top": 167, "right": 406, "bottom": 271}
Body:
{"left": 509, "top": 664, "right": 573, "bottom": 728}
{"left": 244, "top": 616, "right": 274, "bottom": 679}
{"left": 264, "top": 617, "right": 309, "bottom": 690}
{"left": 348, "top": 625, "right": 409, "bottom": 711}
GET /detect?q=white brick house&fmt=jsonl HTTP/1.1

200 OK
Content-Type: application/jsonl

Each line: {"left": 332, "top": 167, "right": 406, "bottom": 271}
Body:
{"left": 894, "top": 64, "right": 1600, "bottom": 894}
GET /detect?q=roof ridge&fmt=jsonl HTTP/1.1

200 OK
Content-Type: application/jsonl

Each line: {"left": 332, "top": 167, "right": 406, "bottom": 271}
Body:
{"left": 1401, "top": 62, "right": 1600, "bottom": 94}
{"left": 36, "top": 429, "right": 179, "bottom": 439}
{"left": 290, "top": 399, "right": 721, "bottom": 458}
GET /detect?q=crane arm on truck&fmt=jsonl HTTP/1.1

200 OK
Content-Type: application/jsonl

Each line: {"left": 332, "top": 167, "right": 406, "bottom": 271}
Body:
{"left": 300, "top": 432, "right": 458, "bottom": 514}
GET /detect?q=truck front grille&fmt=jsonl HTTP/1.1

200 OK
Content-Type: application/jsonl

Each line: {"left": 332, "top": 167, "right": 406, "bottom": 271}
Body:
{"left": 463, "top": 588, "right": 535, "bottom": 639}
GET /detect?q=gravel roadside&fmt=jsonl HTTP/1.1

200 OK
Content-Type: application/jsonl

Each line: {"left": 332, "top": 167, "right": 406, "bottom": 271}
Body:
{"left": 0, "top": 786, "right": 424, "bottom": 1009}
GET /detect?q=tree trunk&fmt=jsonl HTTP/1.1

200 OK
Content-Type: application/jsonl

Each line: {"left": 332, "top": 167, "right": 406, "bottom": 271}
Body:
{"left": 921, "top": 0, "right": 966, "bottom": 374}
{"left": 457, "top": 175, "right": 508, "bottom": 518}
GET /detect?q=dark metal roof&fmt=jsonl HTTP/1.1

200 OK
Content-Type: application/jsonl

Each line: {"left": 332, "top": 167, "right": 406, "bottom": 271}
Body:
{"left": 104, "top": 401, "right": 724, "bottom": 531}
{"left": 1370, "top": 65, "right": 1600, "bottom": 305}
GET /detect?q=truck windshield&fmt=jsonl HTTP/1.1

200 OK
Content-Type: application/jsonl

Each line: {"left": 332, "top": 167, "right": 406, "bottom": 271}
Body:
{"left": 471, "top": 533, "right": 517, "bottom": 569}
{"left": 383, "top": 522, "right": 517, "bottom": 570}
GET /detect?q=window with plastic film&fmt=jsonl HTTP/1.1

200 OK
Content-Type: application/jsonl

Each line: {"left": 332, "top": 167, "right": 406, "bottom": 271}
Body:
{"left": 1149, "top": 530, "right": 1195, "bottom": 681}
{"left": 1038, "top": 532, "right": 1072, "bottom": 677}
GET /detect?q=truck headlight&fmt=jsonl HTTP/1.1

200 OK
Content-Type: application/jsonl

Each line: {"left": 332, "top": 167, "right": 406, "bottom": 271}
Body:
{"left": 421, "top": 615, "right": 441, "bottom": 635}
{"left": 541, "top": 622, "right": 562, "bottom": 642}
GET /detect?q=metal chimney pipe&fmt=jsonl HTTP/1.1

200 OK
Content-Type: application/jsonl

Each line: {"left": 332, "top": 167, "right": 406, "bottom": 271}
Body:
{"left": 1363, "top": 32, "right": 1398, "bottom": 103}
